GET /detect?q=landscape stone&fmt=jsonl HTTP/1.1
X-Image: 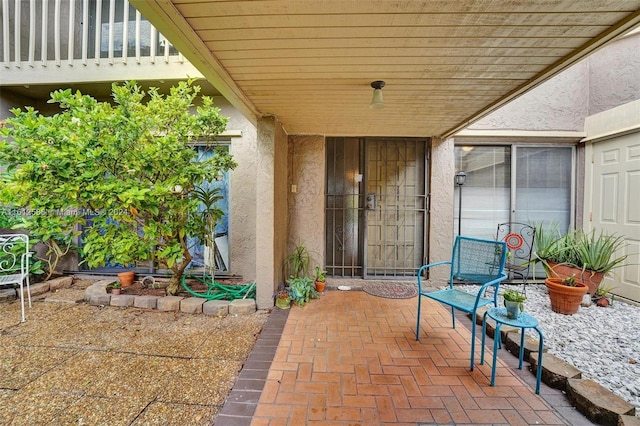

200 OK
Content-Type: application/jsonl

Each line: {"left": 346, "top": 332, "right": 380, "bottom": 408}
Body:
{"left": 89, "top": 294, "right": 111, "bottom": 306}
{"left": 505, "top": 330, "right": 546, "bottom": 361}
{"left": 110, "top": 294, "right": 136, "bottom": 307}
{"left": 134, "top": 295, "right": 160, "bottom": 309}
{"left": 0, "top": 288, "right": 16, "bottom": 302}
{"left": 620, "top": 415, "right": 640, "bottom": 426}
{"left": 566, "top": 379, "right": 636, "bottom": 425}
{"left": 157, "top": 296, "right": 184, "bottom": 311}
{"left": 180, "top": 297, "right": 205, "bottom": 314}
{"left": 229, "top": 299, "right": 256, "bottom": 315}
{"left": 47, "top": 276, "right": 74, "bottom": 291}
{"left": 530, "top": 352, "right": 581, "bottom": 391}
{"left": 203, "top": 300, "right": 230, "bottom": 316}
{"left": 26, "top": 282, "right": 50, "bottom": 297}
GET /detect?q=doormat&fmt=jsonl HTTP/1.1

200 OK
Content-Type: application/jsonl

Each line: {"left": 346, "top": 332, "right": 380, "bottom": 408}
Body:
{"left": 363, "top": 282, "right": 418, "bottom": 299}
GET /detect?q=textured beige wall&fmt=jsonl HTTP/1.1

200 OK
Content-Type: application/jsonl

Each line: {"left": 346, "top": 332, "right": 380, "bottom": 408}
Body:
{"left": 214, "top": 97, "right": 258, "bottom": 283}
{"left": 287, "top": 135, "right": 325, "bottom": 268}
{"left": 427, "top": 137, "right": 455, "bottom": 283}
{"left": 254, "top": 117, "right": 289, "bottom": 309}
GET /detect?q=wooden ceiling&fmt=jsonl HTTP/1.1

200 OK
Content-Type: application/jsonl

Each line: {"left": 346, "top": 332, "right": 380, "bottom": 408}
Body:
{"left": 132, "top": 0, "right": 640, "bottom": 137}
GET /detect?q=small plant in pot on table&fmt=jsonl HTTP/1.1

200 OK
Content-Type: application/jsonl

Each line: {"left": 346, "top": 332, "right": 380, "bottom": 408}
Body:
{"left": 502, "top": 289, "right": 526, "bottom": 319}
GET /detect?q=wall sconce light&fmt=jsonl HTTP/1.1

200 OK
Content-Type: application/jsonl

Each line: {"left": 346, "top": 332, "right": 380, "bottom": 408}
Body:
{"left": 369, "top": 80, "right": 385, "bottom": 109}
{"left": 455, "top": 171, "right": 467, "bottom": 186}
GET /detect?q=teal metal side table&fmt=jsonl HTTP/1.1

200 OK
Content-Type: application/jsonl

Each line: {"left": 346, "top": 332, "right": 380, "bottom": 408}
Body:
{"left": 480, "top": 307, "right": 544, "bottom": 394}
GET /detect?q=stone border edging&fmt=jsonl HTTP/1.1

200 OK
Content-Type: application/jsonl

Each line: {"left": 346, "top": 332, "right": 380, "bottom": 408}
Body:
{"left": 474, "top": 307, "right": 637, "bottom": 425}
{"left": 84, "top": 280, "right": 256, "bottom": 316}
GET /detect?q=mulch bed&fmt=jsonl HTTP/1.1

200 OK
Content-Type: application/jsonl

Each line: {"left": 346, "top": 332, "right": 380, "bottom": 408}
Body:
{"left": 116, "top": 278, "right": 248, "bottom": 298}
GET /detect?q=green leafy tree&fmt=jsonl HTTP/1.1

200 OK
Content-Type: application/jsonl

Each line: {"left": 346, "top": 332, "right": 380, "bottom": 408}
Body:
{"left": 0, "top": 80, "right": 235, "bottom": 294}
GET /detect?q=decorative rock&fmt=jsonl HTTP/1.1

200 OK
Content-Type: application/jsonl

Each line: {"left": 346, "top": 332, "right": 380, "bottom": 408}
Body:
{"left": 25, "top": 282, "right": 50, "bottom": 297}
{"left": 529, "top": 352, "right": 581, "bottom": 391}
{"left": 89, "top": 294, "right": 111, "bottom": 306}
{"left": 110, "top": 294, "right": 136, "bottom": 307}
{"left": 180, "top": 297, "right": 205, "bottom": 314}
{"left": 84, "top": 279, "right": 116, "bottom": 302}
{"left": 134, "top": 295, "right": 160, "bottom": 309}
{"left": 203, "top": 300, "right": 230, "bottom": 316}
{"left": 157, "top": 296, "right": 184, "bottom": 312}
{"left": 505, "top": 330, "right": 546, "bottom": 361}
{"left": 229, "top": 299, "right": 256, "bottom": 315}
{"left": 566, "top": 379, "right": 636, "bottom": 425}
{"left": 47, "top": 276, "right": 74, "bottom": 291}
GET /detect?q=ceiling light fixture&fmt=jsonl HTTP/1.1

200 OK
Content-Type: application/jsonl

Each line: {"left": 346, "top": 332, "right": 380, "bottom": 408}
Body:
{"left": 369, "top": 80, "right": 385, "bottom": 109}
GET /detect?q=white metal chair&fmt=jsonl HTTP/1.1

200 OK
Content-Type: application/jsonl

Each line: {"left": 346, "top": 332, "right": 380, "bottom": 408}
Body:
{"left": 0, "top": 234, "right": 32, "bottom": 322}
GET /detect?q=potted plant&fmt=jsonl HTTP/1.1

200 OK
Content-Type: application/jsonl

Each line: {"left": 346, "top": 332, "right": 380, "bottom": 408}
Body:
{"left": 502, "top": 289, "right": 526, "bottom": 319}
{"left": 545, "top": 274, "right": 588, "bottom": 315}
{"left": 286, "top": 276, "right": 319, "bottom": 307}
{"left": 313, "top": 266, "right": 327, "bottom": 292}
{"left": 109, "top": 281, "right": 122, "bottom": 295}
{"left": 117, "top": 270, "right": 135, "bottom": 287}
{"left": 592, "top": 284, "right": 615, "bottom": 307}
{"left": 275, "top": 286, "right": 291, "bottom": 309}
{"left": 284, "top": 244, "right": 311, "bottom": 279}
{"left": 533, "top": 223, "right": 628, "bottom": 295}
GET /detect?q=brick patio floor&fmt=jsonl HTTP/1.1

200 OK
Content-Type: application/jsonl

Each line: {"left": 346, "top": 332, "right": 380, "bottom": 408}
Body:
{"left": 248, "top": 289, "right": 580, "bottom": 426}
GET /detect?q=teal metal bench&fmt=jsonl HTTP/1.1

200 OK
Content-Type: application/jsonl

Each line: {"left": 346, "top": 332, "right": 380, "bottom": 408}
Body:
{"left": 0, "top": 234, "right": 32, "bottom": 322}
{"left": 415, "top": 236, "right": 508, "bottom": 370}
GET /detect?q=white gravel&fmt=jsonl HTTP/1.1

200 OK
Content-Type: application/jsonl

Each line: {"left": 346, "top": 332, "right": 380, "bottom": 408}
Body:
{"left": 461, "top": 283, "right": 640, "bottom": 415}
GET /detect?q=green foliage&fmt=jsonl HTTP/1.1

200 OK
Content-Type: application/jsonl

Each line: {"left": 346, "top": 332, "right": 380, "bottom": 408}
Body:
{"left": 0, "top": 80, "right": 235, "bottom": 293}
{"left": 502, "top": 289, "right": 526, "bottom": 303}
{"left": 533, "top": 222, "right": 628, "bottom": 276}
{"left": 286, "top": 276, "right": 319, "bottom": 306}
{"left": 284, "top": 244, "right": 310, "bottom": 279}
{"left": 313, "top": 266, "right": 327, "bottom": 282}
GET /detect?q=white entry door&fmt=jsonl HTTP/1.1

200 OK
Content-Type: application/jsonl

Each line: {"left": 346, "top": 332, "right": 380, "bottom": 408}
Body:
{"left": 586, "top": 132, "right": 640, "bottom": 303}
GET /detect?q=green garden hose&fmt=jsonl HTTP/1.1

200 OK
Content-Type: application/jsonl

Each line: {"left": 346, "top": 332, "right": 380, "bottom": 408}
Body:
{"left": 181, "top": 273, "right": 256, "bottom": 301}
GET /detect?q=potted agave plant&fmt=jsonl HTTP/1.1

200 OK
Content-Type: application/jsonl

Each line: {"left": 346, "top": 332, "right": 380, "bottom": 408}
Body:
{"left": 545, "top": 274, "right": 588, "bottom": 315}
{"left": 533, "top": 223, "right": 628, "bottom": 295}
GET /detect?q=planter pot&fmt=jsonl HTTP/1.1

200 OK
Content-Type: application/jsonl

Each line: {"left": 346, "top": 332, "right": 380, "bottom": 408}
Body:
{"left": 275, "top": 297, "right": 291, "bottom": 309}
{"left": 546, "top": 262, "right": 605, "bottom": 295}
{"left": 111, "top": 288, "right": 121, "bottom": 295}
{"left": 545, "top": 277, "right": 588, "bottom": 315}
{"left": 117, "top": 271, "right": 135, "bottom": 287}
{"left": 315, "top": 280, "right": 326, "bottom": 292}
{"left": 504, "top": 300, "right": 522, "bottom": 319}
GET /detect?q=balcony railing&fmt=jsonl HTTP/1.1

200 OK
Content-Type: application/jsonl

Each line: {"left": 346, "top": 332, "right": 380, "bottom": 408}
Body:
{"left": 1, "top": 0, "right": 189, "bottom": 84}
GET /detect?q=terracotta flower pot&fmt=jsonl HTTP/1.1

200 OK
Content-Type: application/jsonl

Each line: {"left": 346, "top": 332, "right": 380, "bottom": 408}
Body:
{"left": 545, "top": 277, "right": 588, "bottom": 315}
{"left": 546, "top": 262, "right": 605, "bottom": 295}
{"left": 117, "top": 271, "right": 135, "bottom": 287}
{"left": 111, "top": 288, "right": 121, "bottom": 295}
{"left": 315, "top": 280, "right": 326, "bottom": 292}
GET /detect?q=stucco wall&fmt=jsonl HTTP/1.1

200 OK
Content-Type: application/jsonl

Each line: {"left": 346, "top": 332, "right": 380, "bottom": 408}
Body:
{"left": 254, "top": 117, "right": 289, "bottom": 309}
{"left": 588, "top": 33, "right": 640, "bottom": 116}
{"left": 468, "top": 32, "right": 640, "bottom": 133}
{"left": 214, "top": 97, "right": 258, "bottom": 283}
{"left": 428, "top": 137, "right": 455, "bottom": 282}
{"left": 287, "top": 135, "right": 325, "bottom": 268}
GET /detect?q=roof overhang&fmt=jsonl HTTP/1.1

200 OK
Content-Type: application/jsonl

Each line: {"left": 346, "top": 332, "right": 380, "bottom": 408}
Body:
{"left": 131, "top": 0, "right": 640, "bottom": 138}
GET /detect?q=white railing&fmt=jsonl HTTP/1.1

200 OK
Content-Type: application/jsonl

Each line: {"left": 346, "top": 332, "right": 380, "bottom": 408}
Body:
{"left": 1, "top": 0, "right": 183, "bottom": 72}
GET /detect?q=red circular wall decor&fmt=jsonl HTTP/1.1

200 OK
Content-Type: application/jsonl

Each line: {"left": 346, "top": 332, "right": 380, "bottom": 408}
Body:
{"left": 504, "top": 233, "right": 524, "bottom": 250}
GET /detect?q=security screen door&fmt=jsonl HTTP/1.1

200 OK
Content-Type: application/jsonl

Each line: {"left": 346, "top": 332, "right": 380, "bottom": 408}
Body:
{"left": 325, "top": 137, "right": 428, "bottom": 278}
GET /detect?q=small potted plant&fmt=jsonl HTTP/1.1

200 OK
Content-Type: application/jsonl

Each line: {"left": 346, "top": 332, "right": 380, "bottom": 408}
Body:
{"left": 545, "top": 274, "right": 588, "bottom": 315}
{"left": 286, "top": 276, "right": 320, "bottom": 307}
{"left": 313, "top": 266, "right": 327, "bottom": 292}
{"left": 109, "top": 281, "right": 122, "bottom": 295}
{"left": 502, "top": 289, "right": 526, "bottom": 319}
{"left": 275, "top": 286, "right": 291, "bottom": 309}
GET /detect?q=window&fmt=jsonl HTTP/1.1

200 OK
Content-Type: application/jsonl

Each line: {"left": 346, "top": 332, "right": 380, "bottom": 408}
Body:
{"left": 455, "top": 145, "right": 574, "bottom": 241}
